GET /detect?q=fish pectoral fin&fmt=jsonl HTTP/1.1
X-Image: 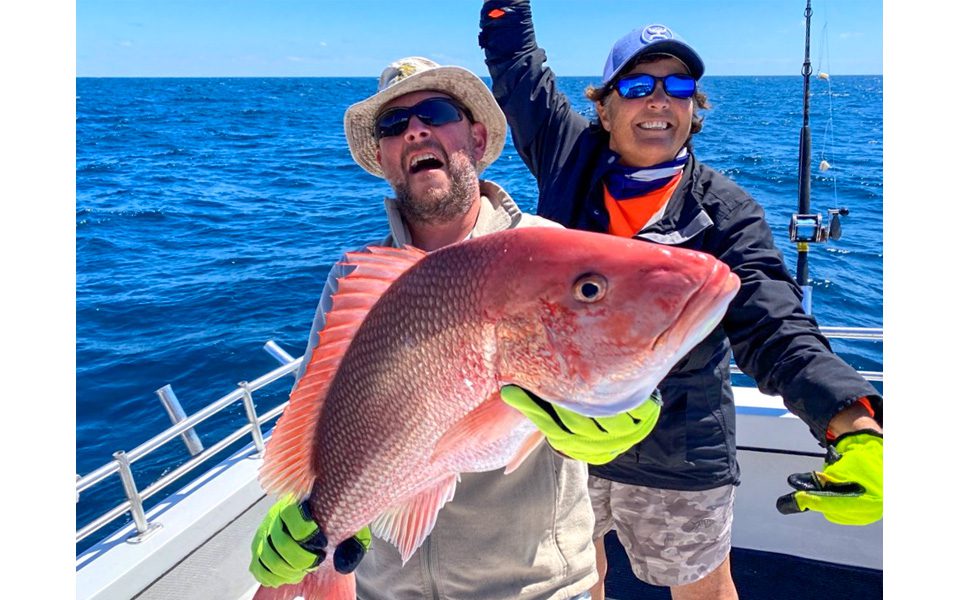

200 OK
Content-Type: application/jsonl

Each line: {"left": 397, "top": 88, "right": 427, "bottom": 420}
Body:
{"left": 504, "top": 431, "right": 545, "bottom": 475}
{"left": 431, "top": 391, "right": 528, "bottom": 462}
{"left": 370, "top": 473, "right": 459, "bottom": 565}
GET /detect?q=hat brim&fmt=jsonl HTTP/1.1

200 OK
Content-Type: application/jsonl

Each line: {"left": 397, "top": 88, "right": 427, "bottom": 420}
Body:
{"left": 344, "top": 66, "right": 507, "bottom": 179}
{"left": 607, "top": 40, "right": 705, "bottom": 84}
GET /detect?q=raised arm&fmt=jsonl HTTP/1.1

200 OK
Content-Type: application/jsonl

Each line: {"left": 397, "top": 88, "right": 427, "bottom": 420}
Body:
{"left": 479, "top": 0, "right": 591, "bottom": 183}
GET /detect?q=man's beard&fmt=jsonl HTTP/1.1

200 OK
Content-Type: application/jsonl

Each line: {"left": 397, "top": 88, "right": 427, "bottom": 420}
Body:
{"left": 393, "top": 153, "right": 479, "bottom": 227}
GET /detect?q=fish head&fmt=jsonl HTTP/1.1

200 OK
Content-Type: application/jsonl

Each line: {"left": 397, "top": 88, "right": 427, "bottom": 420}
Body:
{"left": 485, "top": 228, "right": 740, "bottom": 417}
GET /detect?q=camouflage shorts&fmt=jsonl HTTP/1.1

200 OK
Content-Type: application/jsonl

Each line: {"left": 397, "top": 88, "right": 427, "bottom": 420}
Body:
{"left": 588, "top": 475, "right": 735, "bottom": 587}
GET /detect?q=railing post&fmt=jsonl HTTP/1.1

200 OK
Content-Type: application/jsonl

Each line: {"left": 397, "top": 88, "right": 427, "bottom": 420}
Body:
{"left": 156, "top": 384, "right": 205, "bottom": 456}
{"left": 113, "top": 451, "right": 161, "bottom": 543}
{"left": 238, "top": 381, "right": 266, "bottom": 456}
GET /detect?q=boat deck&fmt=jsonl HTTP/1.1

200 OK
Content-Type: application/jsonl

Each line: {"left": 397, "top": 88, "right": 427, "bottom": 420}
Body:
{"left": 77, "top": 386, "right": 882, "bottom": 600}
{"left": 128, "top": 498, "right": 883, "bottom": 600}
{"left": 603, "top": 534, "right": 882, "bottom": 599}
{"left": 123, "top": 494, "right": 882, "bottom": 600}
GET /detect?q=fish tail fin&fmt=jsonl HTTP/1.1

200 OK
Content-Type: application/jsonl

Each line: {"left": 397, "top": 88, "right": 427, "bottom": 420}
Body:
{"left": 252, "top": 568, "right": 356, "bottom": 600}
{"left": 259, "top": 244, "right": 426, "bottom": 497}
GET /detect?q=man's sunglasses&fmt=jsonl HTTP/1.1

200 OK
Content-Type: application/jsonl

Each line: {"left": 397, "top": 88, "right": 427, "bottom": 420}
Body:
{"left": 374, "top": 97, "right": 472, "bottom": 140}
{"left": 614, "top": 73, "right": 697, "bottom": 100}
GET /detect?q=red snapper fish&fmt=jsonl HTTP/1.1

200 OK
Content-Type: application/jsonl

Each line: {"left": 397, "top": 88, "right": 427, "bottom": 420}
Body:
{"left": 254, "top": 227, "right": 740, "bottom": 599}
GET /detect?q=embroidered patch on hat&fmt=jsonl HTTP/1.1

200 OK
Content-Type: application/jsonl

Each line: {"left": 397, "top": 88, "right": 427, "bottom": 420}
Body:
{"left": 396, "top": 62, "right": 417, "bottom": 79}
{"left": 379, "top": 60, "right": 420, "bottom": 91}
{"left": 641, "top": 24, "right": 674, "bottom": 43}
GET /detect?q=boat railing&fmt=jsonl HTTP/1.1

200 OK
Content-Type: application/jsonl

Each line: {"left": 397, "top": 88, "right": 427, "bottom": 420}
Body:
{"left": 730, "top": 327, "right": 883, "bottom": 382}
{"left": 75, "top": 341, "right": 302, "bottom": 545}
{"left": 75, "top": 327, "right": 882, "bottom": 547}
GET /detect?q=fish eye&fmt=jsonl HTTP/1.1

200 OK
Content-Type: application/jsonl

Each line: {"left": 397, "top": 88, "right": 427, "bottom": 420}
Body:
{"left": 573, "top": 273, "right": 608, "bottom": 303}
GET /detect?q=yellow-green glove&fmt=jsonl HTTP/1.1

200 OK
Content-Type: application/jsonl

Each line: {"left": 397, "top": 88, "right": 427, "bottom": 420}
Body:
{"left": 249, "top": 494, "right": 372, "bottom": 587}
{"left": 500, "top": 385, "right": 662, "bottom": 465}
{"left": 776, "top": 430, "right": 883, "bottom": 525}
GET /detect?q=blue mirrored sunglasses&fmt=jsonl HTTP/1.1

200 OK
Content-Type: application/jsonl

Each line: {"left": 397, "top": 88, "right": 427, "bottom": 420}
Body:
{"left": 614, "top": 73, "right": 697, "bottom": 100}
{"left": 374, "top": 97, "right": 472, "bottom": 140}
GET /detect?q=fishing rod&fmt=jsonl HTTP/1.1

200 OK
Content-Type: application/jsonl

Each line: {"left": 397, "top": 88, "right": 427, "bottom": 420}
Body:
{"left": 789, "top": 0, "right": 846, "bottom": 314}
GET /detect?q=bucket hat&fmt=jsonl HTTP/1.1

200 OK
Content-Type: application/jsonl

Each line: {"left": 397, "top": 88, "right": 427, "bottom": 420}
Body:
{"left": 344, "top": 57, "right": 507, "bottom": 178}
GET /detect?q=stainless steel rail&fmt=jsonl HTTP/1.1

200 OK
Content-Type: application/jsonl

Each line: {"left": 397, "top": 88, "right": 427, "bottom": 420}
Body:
{"left": 819, "top": 326, "right": 883, "bottom": 340}
{"left": 729, "top": 326, "right": 883, "bottom": 382}
{"left": 76, "top": 342, "right": 301, "bottom": 544}
{"left": 76, "top": 327, "right": 882, "bottom": 546}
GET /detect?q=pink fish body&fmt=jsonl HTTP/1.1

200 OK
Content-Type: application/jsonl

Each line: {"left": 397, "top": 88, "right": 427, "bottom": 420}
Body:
{"left": 255, "top": 227, "right": 740, "bottom": 599}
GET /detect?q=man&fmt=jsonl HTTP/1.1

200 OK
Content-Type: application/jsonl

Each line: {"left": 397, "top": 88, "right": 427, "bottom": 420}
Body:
{"left": 248, "top": 56, "right": 660, "bottom": 599}
{"left": 478, "top": 2, "right": 883, "bottom": 600}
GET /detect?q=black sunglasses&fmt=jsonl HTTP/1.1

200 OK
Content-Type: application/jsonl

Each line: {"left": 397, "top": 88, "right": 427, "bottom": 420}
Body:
{"left": 374, "top": 97, "right": 472, "bottom": 140}
{"left": 614, "top": 73, "right": 697, "bottom": 100}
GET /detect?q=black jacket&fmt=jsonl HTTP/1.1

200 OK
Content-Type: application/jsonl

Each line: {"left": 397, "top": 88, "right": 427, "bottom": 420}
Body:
{"left": 480, "top": 0, "right": 881, "bottom": 490}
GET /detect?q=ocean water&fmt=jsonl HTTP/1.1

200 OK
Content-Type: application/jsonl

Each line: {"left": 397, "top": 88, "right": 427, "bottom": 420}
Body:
{"left": 75, "top": 76, "right": 883, "bottom": 547}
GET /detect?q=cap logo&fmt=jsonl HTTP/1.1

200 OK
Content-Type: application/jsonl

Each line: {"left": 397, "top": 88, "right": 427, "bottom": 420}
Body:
{"left": 641, "top": 25, "right": 673, "bottom": 44}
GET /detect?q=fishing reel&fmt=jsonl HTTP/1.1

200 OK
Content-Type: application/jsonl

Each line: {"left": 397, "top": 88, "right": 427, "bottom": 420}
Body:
{"left": 788, "top": 208, "right": 849, "bottom": 243}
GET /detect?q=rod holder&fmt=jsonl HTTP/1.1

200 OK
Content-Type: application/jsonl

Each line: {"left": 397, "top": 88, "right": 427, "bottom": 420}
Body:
{"left": 239, "top": 381, "right": 266, "bottom": 456}
{"left": 156, "top": 384, "right": 205, "bottom": 456}
{"left": 264, "top": 340, "right": 297, "bottom": 366}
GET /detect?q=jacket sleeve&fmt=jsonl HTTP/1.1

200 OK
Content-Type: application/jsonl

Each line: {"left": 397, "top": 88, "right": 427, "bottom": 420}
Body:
{"left": 479, "top": 0, "right": 590, "bottom": 187}
{"left": 712, "top": 195, "right": 882, "bottom": 443}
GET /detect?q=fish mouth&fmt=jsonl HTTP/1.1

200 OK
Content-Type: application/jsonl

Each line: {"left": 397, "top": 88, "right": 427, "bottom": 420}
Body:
{"left": 658, "top": 261, "right": 740, "bottom": 357}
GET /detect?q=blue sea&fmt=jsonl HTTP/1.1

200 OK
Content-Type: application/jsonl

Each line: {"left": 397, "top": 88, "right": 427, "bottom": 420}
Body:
{"left": 75, "top": 76, "right": 883, "bottom": 548}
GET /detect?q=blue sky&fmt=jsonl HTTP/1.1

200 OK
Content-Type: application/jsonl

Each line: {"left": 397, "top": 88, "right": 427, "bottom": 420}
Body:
{"left": 77, "top": 0, "right": 882, "bottom": 77}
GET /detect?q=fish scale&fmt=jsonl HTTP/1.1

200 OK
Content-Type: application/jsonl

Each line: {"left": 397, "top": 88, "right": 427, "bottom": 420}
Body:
{"left": 310, "top": 250, "right": 495, "bottom": 542}
{"left": 254, "top": 227, "right": 740, "bottom": 599}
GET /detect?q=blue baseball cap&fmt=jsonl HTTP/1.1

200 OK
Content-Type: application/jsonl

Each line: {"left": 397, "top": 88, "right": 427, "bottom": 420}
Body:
{"left": 601, "top": 24, "right": 705, "bottom": 87}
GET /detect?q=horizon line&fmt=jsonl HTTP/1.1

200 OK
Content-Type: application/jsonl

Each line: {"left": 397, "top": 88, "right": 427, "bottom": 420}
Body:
{"left": 75, "top": 73, "right": 884, "bottom": 79}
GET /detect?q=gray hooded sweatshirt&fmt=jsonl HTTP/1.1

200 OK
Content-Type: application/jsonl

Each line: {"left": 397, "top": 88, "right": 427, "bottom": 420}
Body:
{"left": 295, "top": 180, "right": 598, "bottom": 600}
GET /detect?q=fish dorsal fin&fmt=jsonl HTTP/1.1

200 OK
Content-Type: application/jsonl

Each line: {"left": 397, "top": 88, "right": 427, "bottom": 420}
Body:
{"left": 259, "top": 245, "right": 426, "bottom": 497}
{"left": 370, "top": 473, "right": 460, "bottom": 565}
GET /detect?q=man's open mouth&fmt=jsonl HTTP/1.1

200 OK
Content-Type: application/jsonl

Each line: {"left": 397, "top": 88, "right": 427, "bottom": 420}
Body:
{"left": 409, "top": 152, "right": 445, "bottom": 174}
